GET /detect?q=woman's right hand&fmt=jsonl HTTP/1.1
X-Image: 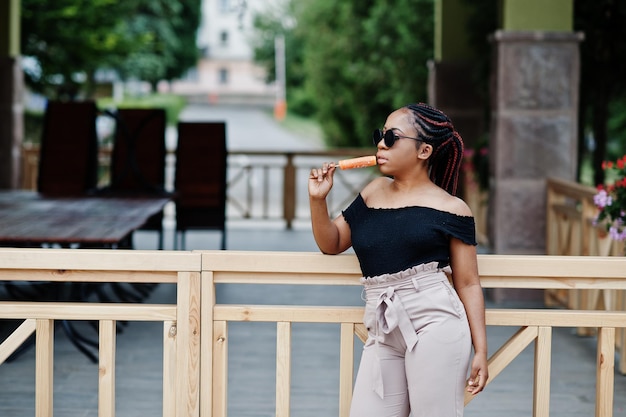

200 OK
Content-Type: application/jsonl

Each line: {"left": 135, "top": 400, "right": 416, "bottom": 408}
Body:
{"left": 308, "top": 163, "right": 336, "bottom": 200}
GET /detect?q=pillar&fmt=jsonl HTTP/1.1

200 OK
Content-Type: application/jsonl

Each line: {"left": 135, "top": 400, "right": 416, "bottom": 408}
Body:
{"left": 489, "top": 0, "right": 581, "bottom": 255}
{"left": 0, "top": 0, "right": 23, "bottom": 189}
{"left": 429, "top": 0, "right": 484, "bottom": 152}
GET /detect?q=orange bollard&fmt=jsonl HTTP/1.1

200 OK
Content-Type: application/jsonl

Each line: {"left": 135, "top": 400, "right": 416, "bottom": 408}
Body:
{"left": 274, "top": 100, "right": 287, "bottom": 121}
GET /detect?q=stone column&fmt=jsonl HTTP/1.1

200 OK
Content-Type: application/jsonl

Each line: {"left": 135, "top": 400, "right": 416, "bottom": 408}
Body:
{"left": 489, "top": 31, "right": 583, "bottom": 255}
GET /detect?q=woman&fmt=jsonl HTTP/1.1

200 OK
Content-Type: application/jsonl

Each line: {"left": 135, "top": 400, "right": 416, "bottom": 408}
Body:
{"left": 308, "top": 103, "right": 488, "bottom": 417}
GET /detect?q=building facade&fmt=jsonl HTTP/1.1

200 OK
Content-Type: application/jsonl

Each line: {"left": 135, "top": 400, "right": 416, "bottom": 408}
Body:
{"left": 173, "top": 0, "right": 276, "bottom": 105}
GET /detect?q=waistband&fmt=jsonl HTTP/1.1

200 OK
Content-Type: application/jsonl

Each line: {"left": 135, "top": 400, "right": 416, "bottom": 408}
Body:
{"left": 360, "top": 262, "right": 451, "bottom": 287}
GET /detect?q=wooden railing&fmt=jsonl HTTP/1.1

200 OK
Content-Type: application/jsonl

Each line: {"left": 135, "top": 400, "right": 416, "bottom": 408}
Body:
{"left": 545, "top": 177, "right": 625, "bottom": 374}
{"left": 20, "top": 145, "right": 488, "bottom": 238}
{"left": 20, "top": 145, "right": 376, "bottom": 228}
{"left": 2, "top": 249, "right": 626, "bottom": 417}
{"left": 546, "top": 177, "right": 624, "bottom": 258}
{"left": 0, "top": 249, "right": 202, "bottom": 417}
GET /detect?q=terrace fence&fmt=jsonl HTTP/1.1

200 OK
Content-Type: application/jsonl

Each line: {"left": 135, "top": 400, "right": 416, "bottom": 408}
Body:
{"left": 1, "top": 249, "right": 626, "bottom": 417}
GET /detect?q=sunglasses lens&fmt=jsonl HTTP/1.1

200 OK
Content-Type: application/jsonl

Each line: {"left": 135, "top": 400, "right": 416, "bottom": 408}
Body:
{"left": 372, "top": 129, "right": 396, "bottom": 147}
{"left": 372, "top": 129, "right": 383, "bottom": 146}
{"left": 384, "top": 130, "right": 395, "bottom": 147}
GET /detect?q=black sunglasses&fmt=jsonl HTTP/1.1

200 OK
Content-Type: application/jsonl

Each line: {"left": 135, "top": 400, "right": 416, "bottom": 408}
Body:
{"left": 372, "top": 129, "right": 427, "bottom": 148}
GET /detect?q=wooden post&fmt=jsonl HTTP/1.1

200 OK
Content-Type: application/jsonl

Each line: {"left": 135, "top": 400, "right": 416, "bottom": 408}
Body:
{"left": 176, "top": 271, "right": 201, "bottom": 417}
{"left": 35, "top": 319, "right": 54, "bottom": 417}
{"left": 596, "top": 327, "right": 615, "bottom": 417}
{"left": 99, "top": 320, "right": 116, "bottom": 417}
{"left": 283, "top": 153, "right": 296, "bottom": 229}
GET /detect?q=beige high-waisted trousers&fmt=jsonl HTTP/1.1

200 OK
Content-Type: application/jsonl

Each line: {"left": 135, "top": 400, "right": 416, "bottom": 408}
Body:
{"left": 349, "top": 262, "right": 471, "bottom": 417}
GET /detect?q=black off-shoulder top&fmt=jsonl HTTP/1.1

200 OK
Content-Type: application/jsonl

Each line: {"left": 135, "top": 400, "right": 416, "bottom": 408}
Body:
{"left": 342, "top": 194, "right": 477, "bottom": 278}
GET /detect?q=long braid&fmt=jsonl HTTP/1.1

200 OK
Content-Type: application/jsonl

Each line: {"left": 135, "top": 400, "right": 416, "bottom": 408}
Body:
{"left": 406, "top": 103, "right": 464, "bottom": 196}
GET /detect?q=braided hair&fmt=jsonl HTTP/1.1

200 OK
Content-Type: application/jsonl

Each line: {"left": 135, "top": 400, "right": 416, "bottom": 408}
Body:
{"left": 405, "top": 103, "right": 464, "bottom": 196}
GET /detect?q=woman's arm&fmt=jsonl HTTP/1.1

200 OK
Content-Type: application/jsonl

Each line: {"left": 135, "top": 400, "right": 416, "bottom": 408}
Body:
{"left": 450, "top": 238, "right": 489, "bottom": 394}
{"left": 308, "top": 164, "right": 352, "bottom": 254}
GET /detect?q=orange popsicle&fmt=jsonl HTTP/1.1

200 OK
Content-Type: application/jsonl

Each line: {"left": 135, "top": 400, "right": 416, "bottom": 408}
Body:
{"left": 335, "top": 155, "right": 377, "bottom": 170}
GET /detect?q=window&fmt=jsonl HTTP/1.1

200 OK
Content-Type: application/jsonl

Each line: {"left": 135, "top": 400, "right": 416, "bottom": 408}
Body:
{"left": 220, "top": 31, "right": 229, "bottom": 46}
{"left": 219, "top": 0, "right": 230, "bottom": 13}
{"left": 218, "top": 68, "right": 229, "bottom": 84}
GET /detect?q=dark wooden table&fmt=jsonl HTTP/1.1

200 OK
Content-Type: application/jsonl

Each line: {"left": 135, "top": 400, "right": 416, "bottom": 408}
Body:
{"left": 0, "top": 190, "right": 170, "bottom": 248}
{"left": 0, "top": 190, "right": 171, "bottom": 361}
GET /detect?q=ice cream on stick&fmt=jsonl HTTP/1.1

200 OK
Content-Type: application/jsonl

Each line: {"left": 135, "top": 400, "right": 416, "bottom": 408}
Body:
{"left": 333, "top": 155, "right": 377, "bottom": 170}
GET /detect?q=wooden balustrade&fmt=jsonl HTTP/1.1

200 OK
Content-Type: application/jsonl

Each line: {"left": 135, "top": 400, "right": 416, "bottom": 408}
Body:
{"left": 21, "top": 145, "right": 376, "bottom": 226}
{"left": 1, "top": 249, "right": 626, "bottom": 417}
{"left": 546, "top": 176, "right": 624, "bottom": 258}
{"left": 0, "top": 248, "right": 201, "bottom": 417}
{"left": 21, "top": 145, "right": 487, "bottom": 236}
{"left": 545, "top": 177, "right": 625, "bottom": 374}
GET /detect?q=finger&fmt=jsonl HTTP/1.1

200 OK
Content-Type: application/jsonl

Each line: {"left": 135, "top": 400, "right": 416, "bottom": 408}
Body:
{"left": 310, "top": 165, "right": 335, "bottom": 182}
{"left": 466, "top": 374, "right": 485, "bottom": 394}
{"left": 466, "top": 381, "right": 478, "bottom": 394}
{"left": 323, "top": 162, "right": 337, "bottom": 172}
{"left": 309, "top": 168, "right": 323, "bottom": 180}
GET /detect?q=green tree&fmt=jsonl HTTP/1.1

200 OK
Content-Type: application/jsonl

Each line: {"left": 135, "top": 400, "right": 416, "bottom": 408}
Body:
{"left": 295, "top": 0, "right": 434, "bottom": 147}
{"left": 164, "top": 0, "right": 202, "bottom": 83}
{"left": 251, "top": 0, "right": 434, "bottom": 148}
{"left": 114, "top": 0, "right": 202, "bottom": 90}
{"left": 21, "top": 0, "right": 201, "bottom": 99}
{"left": 21, "top": 0, "right": 139, "bottom": 99}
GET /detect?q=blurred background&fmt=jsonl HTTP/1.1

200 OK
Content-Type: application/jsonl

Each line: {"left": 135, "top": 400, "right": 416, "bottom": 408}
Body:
{"left": 1, "top": 0, "right": 626, "bottom": 259}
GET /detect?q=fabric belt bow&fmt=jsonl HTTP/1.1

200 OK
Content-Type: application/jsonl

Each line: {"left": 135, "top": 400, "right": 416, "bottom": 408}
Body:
{"left": 372, "top": 285, "right": 419, "bottom": 398}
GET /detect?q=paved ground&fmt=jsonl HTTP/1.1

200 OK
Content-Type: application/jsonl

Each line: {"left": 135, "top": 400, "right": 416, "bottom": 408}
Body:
{"left": 176, "top": 103, "right": 325, "bottom": 152}
{"left": 1, "top": 104, "right": 626, "bottom": 416}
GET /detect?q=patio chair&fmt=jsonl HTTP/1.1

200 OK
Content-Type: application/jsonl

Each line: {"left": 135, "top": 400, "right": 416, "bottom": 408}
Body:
{"left": 108, "top": 108, "right": 167, "bottom": 193}
{"left": 174, "top": 122, "right": 227, "bottom": 250}
{"left": 104, "top": 108, "right": 168, "bottom": 249}
{"left": 37, "top": 100, "right": 99, "bottom": 196}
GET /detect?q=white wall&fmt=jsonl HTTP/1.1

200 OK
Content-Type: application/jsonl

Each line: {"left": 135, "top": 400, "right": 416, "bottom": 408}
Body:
{"left": 176, "top": 0, "right": 277, "bottom": 102}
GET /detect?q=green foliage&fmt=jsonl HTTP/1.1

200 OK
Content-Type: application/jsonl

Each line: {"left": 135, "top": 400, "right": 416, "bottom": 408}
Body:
{"left": 23, "top": 110, "right": 45, "bottom": 144}
{"left": 164, "top": 0, "right": 202, "bottom": 82}
{"left": 295, "top": 0, "right": 434, "bottom": 148}
{"left": 21, "top": 0, "right": 136, "bottom": 98}
{"left": 607, "top": 99, "right": 626, "bottom": 160}
{"left": 21, "top": 0, "right": 201, "bottom": 99}
{"left": 251, "top": 0, "right": 434, "bottom": 148}
{"left": 98, "top": 93, "right": 187, "bottom": 126}
{"left": 111, "top": 0, "right": 202, "bottom": 88}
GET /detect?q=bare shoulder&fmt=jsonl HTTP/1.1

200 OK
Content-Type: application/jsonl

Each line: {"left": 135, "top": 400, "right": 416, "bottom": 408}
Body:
{"left": 361, "top": 177, "right": 392, "bottom": 199}
{"left": 441, "top": 193, "right": 473, "bottom": 217}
